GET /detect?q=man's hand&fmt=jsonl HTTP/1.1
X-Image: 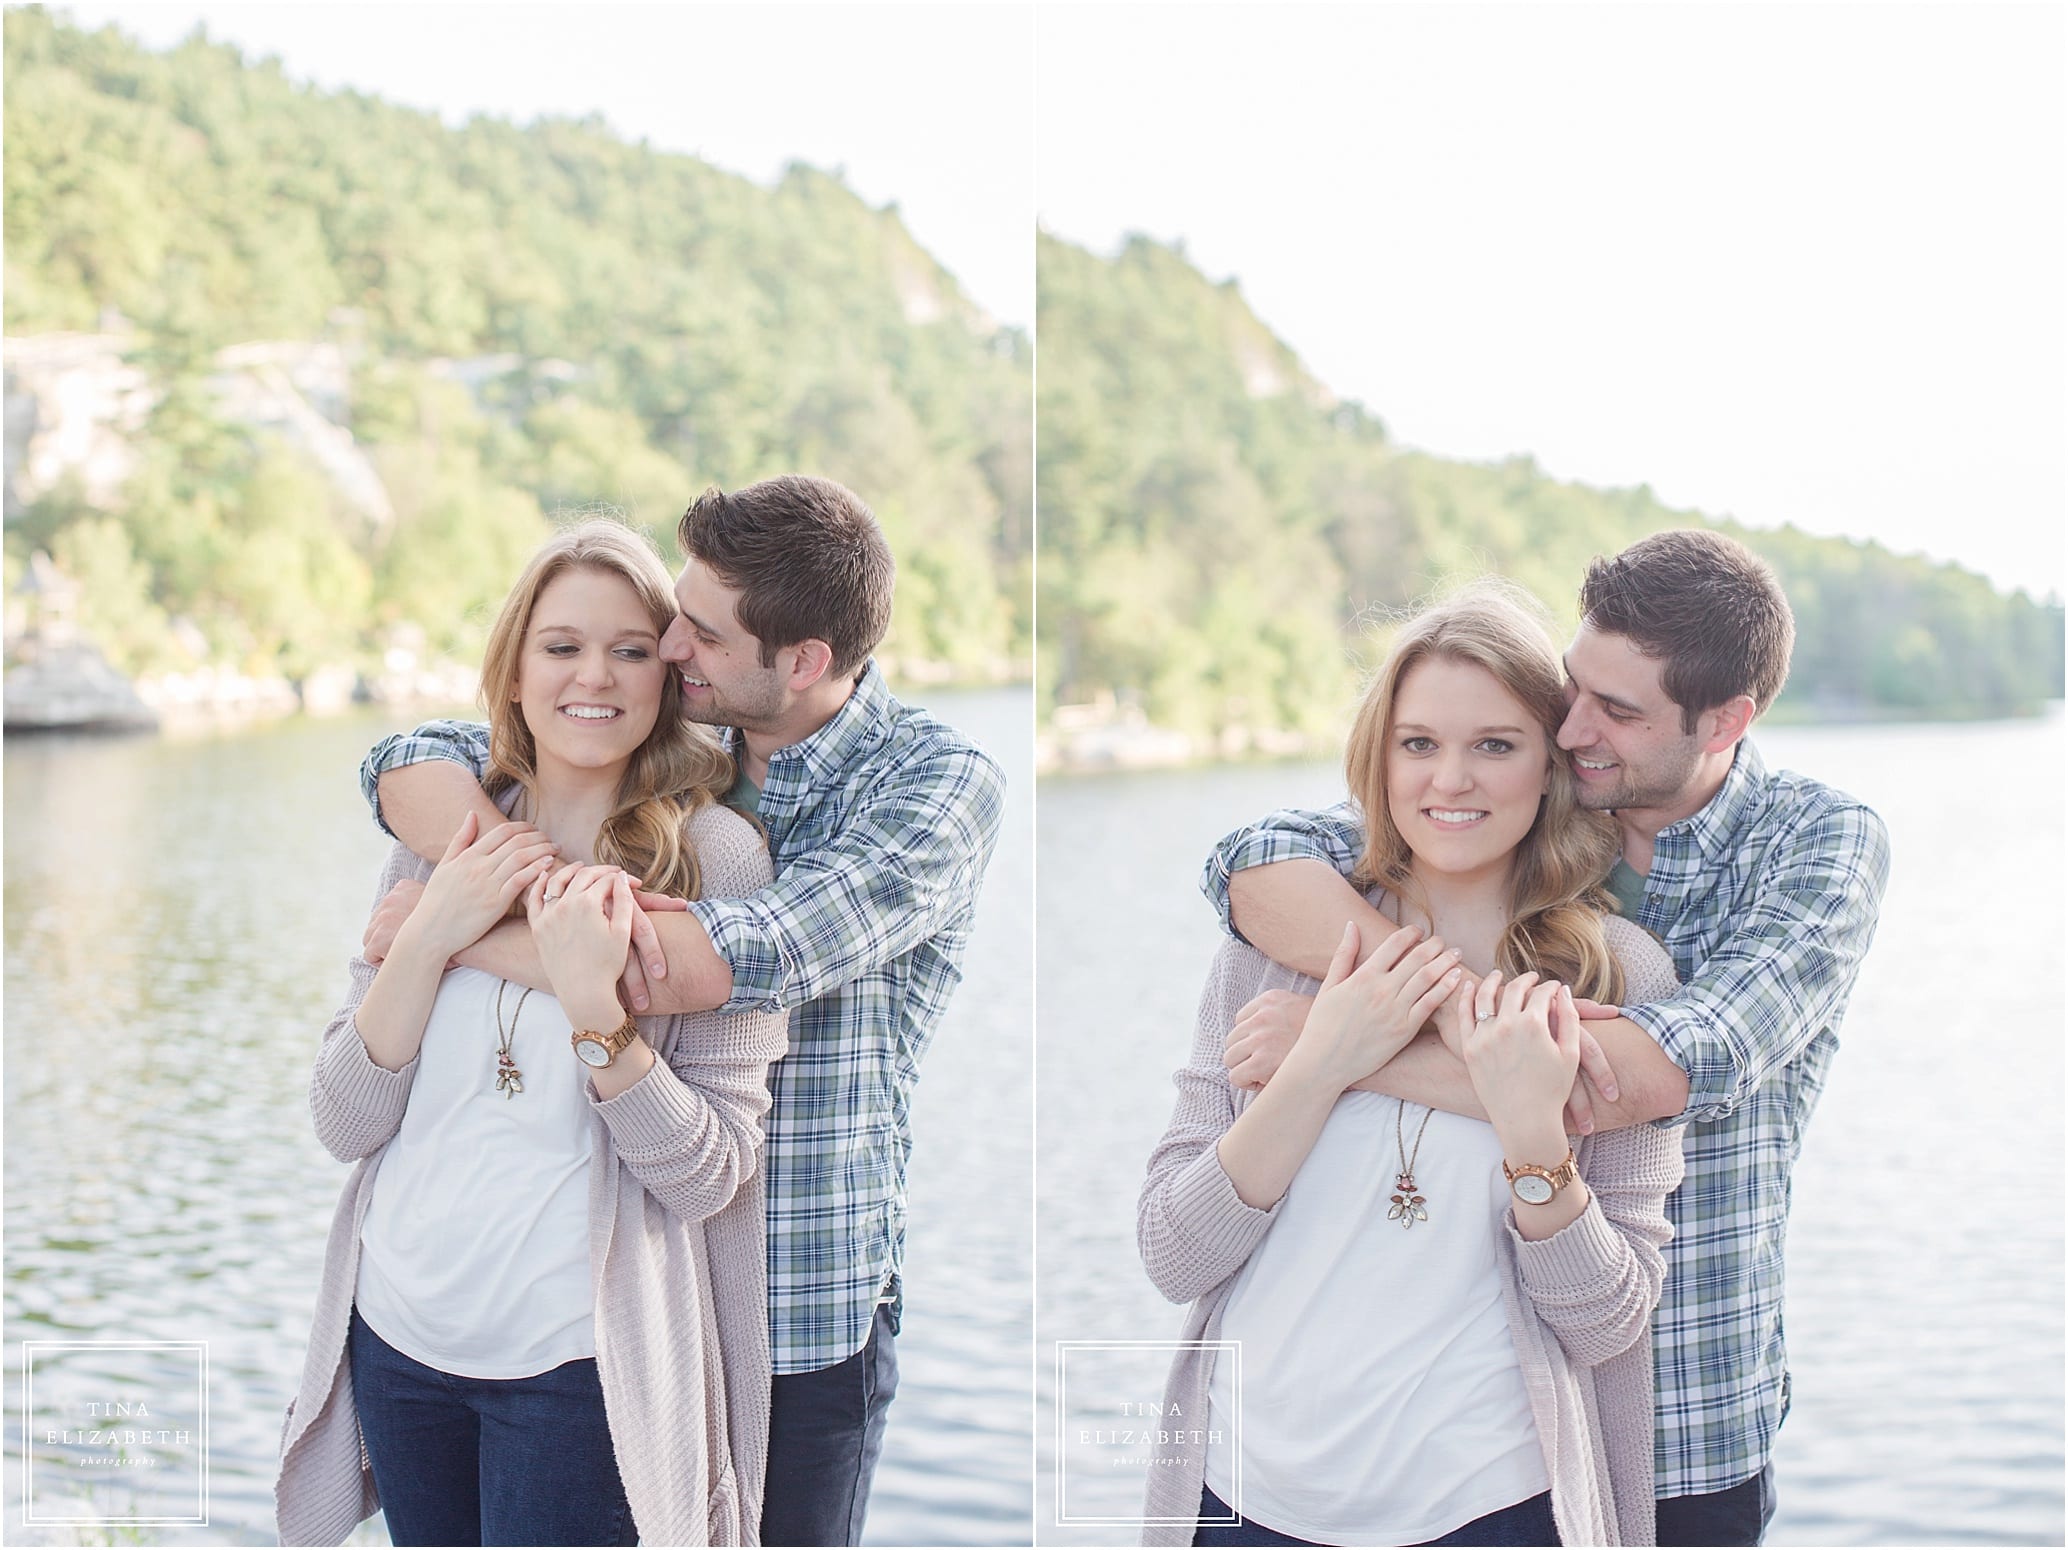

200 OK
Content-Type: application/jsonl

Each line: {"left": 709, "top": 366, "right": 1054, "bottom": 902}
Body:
{"left": 616, "top": 889, "right": 688, "bottom": 1014}
{"left": 1224, "top": 988, "right": 1315, "bottom": 1090}
{"left": 364, "top": 878, "right": 427, "bottom": 966}
{"left": 1561, "top": 997, "right": 1622, "bottom": 1136}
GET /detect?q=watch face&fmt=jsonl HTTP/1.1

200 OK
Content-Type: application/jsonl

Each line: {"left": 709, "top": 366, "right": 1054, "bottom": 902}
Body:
{"left": 1513, "top": 1173, "right": 1555, "bottom": 1206}
{"left": 574, "top": 1039, "right": 612, "bottom": 1068}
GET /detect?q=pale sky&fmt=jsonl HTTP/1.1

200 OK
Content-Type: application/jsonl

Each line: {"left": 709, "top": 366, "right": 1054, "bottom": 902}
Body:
{"left": 55, "top": 2, "right": 1036, "bottom": 329}
{"left": 1039, "top": 3, "right": 2066, "bottom": 601}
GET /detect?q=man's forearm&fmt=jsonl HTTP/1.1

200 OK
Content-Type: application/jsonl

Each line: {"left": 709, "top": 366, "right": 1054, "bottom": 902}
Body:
{"left": 1349, "top": 1033, "right": 1488, "bottom": 1119}
{"left": 456, "top": 912, "right": 736, "bottom": 1015}
{"left": 641, "top": 912, "right": 735, "bottom": 1013}
{"left": 453, "top": 917, "right": 552, "bottom": 993}
{"left": 1573, "top": 1016, "right": 1688, "bottom": 1127}
{"left": 1350, "top": 1019, "right": 1689, "bottom": 1131}
{"left": 379, "top": 762, "right": 507, "bottom": 865}
{"left": 1230, "top": 859, "right": 1691, "bottom": 1128}
{"left": 1228, "top": 859, "right": 1403, "bottom": 977}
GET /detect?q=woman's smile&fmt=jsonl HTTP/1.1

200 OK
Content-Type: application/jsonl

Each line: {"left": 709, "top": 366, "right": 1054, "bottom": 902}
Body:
{"left": 1422, "top": 807, "right": 1491, "bottom": 827}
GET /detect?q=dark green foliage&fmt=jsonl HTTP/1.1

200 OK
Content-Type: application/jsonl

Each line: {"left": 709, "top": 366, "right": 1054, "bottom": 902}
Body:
{"left": 4, "top": 7, "right": 1030, "bottom": 680}
{"left": 1037, "top": 230, "right": 2062, "bottom": 735}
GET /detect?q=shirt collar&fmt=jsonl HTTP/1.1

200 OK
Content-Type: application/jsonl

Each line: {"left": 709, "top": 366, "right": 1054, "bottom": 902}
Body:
{"left": 1659, "top": 736, "right": 1768, "bottom": 861}
{"left": 761, "top": 660, "right": 891, "bottom": 789}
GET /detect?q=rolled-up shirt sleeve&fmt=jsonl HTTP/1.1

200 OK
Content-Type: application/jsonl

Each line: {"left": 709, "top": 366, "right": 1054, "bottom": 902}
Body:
{"left": 687, "top": 741, "right": 1005, "bottom": 1014}
{"left": 1626, "top": 800, "right": 1890, "bottom": 1125}
{"left": 359, "top": 720, "right": 492, "bottom": 838}
{"left": 1198, "top": 801, "right": 1366, "bottom": 942}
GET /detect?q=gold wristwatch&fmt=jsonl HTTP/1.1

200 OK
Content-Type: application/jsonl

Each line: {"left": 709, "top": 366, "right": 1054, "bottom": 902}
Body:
{"left": 1503, "top": 1149, "right": 1579, "bottom": 1206}
{"left": 571, "top": 1013, "right": 638, "bottom": 1070}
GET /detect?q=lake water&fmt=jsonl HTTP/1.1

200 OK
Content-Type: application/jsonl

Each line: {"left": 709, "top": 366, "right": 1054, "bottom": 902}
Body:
{"left": 2, "top": 685, "right": 1032, "bottom": 1547}
{"left": 1035, "top": 714, "right": 2064, "bottom": 1547}
{"left": 7, "top": 704, "right": 2061, "bottom": 1547}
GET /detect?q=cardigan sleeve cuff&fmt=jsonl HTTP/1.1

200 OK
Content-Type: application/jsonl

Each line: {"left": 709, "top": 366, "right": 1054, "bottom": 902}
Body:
{"left": 1160, "top": 1146, "right": 1281, "bottom": 1262}
{"left": 589, "top": 1056, "right": 716, "bottom": 1157}
{"left": 319, "top": 1022, "right": 418, "bottom": 1118}
{"left": 1506, "top": 1196, "right": 1625, "bottom": 1291}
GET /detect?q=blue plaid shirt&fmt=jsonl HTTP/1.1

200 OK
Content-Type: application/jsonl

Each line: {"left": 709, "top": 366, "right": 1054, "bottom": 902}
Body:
{"left": 361, "top": 663, "right": 1006, "bottom": 1372}
{"left": 1200, "top": 739, "right": 1891, "bottom": 1497}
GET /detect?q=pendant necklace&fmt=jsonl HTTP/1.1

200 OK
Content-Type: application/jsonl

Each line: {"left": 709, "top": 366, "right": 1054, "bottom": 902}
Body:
{"left": 1388, "top": 1098, "right": 1434, "bottom": 1227}
{"left": 494, "top": 979, "right": 532, "bottom": 1098}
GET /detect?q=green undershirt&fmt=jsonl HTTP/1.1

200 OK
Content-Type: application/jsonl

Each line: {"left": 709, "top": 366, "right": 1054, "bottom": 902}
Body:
{"left": 1605, "top": 857, "right": 1648, "bottom": 920}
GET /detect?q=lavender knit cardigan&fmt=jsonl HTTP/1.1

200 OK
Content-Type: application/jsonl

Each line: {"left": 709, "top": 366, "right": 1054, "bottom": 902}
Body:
{"left": 274, "top": 803, "right": 788, "bottom": 1547}
{"left": 1138, "top": 912, "right": 1685, "bottom": 1547}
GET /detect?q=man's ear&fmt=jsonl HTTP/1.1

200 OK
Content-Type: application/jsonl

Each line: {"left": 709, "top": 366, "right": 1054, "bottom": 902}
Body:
{"left": 1699, "top": 694, "right": 1757, "bottom": 754}
{"left": 785, "top": 638, "right": 836, "bottom": 693}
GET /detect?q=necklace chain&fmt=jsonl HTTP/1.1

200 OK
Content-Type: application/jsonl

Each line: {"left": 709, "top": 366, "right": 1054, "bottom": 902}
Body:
{"left": 494, "top": 979, "right": 532, "bottom": 1098}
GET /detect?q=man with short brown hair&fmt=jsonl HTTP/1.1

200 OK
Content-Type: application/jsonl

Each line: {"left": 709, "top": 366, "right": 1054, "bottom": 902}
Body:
{"left": 1574, "top": 529, "right": 1795, "bottom": 737}
{"left": 678, "top": 475, "right": 895, "bottom": 681}
{"left": 1203, "top": 528, "right": 1890, "bottom": 1546}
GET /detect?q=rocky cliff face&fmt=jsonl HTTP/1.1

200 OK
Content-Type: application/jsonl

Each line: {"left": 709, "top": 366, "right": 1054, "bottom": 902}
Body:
{"left": 2, "top": 332, "right": 392, "bottom": 529}
{"left": 2, "top": 332, "right": 153, "bottom": 514}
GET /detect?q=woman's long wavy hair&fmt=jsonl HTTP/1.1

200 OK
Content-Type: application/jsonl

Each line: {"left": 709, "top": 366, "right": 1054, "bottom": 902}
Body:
{"left": 1346, "top": 580, "right": 1626, "bottom": 1003}
{"left": 478, "top": 520, "right": 735, "bottom": 901}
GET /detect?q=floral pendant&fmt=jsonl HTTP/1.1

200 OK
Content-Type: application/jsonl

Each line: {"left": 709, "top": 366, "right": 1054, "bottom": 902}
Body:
{"left": 495, "top": 1049, "right": 525, "bottom": 1098}
{"left": 1388, "top": 1170, "right": 1428, "bottom": 1228}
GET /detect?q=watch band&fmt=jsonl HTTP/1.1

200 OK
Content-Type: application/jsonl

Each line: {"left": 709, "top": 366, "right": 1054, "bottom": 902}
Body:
{"left": 571, "top": 1013, "right": 639, "bottom": 1067}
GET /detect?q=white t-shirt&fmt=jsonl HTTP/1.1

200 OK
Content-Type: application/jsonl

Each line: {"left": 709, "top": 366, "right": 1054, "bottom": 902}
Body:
{"left": 355, "top": 967, "right": 595, "bottom": 1379}
{"left": 1204, "top": 1091, "right": 1549, "bottom": 1544}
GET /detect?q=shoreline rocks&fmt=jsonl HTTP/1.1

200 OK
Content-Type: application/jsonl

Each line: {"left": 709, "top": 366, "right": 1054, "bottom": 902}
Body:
{"left": 3, "top": 640, "right": 159, "bottom": 732}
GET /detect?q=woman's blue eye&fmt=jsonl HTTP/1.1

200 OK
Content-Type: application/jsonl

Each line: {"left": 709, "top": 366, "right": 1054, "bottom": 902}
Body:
{"left": 1400, "top": 736, "right": 1435, "bottom": 753}
{"left": 615, "top": 647, "right": 650, "bottom": 661}
{"left": 1478, "top": 739, "right": 1515, "bottom": 755}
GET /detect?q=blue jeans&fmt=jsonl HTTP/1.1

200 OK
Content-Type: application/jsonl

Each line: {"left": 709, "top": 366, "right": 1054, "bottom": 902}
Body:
{"left": 760, "top": 1298, "right": 900, "bottom": 1546}
{"left": 1655, "top": 1462, "right": 1777, "bottom": 1547}
{"left": 347, "top": 1310, "right": 637, "bottom": 1548}
{"left": 1194, "top": 1485, "right": 1560, "bottom": 1546}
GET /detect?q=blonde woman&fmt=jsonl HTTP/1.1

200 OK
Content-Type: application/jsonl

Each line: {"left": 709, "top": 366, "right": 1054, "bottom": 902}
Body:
{"left": 276, "top": 521, "right": 787, "bottom": 1547}
{"left": 1141, "top": 584, "right": 1686, "bottom": 1547}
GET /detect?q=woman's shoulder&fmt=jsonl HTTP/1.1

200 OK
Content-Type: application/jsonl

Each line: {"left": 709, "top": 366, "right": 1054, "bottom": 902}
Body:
{"left": 682, "top": 801, "right": 773, "bottom": 898}
{"left": 1601, "top": 912, "right": 1678, "bottom": 1002}
{"left": 1204, "top": 933, "right": 1314, "bottom": 1008}
{"left": 372, "top": 837, "right": 434, "bottom": 898}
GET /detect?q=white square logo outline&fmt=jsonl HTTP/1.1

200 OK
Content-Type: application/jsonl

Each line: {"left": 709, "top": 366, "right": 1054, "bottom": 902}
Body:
{"left": 1053, "top": 1338, "right": 1240, "bottom": 1528}
{"left": 20, "top": 1339, "right": 211, "bottom": 1526}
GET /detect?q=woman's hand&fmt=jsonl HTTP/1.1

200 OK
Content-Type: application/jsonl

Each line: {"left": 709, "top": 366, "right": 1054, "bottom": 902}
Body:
{"left": 1457, "top": 969, "right": 1582, "bottom": 1138}
{"left": 1280, "top": 921, "right": 1465, "bottom": 1094}
{"left": 398, "top": 811, "right": 559, "bottom": 963}
{"left": 525, "top": 860, "right": 639, "bottom": 1024}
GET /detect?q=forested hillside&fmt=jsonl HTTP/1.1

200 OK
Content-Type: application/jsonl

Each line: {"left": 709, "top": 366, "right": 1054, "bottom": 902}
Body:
{"left": 1038, "top": 229, "right": 2063, "bottom": 745}
{"left": 3, "top": 7, "right": 1030, "bottom": 685}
